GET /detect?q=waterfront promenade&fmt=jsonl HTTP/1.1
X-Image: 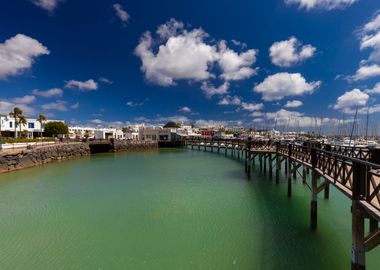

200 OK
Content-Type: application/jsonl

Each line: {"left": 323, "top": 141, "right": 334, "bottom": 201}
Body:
{"left": 185, "top": 138, "right": 380, "bottom": 270}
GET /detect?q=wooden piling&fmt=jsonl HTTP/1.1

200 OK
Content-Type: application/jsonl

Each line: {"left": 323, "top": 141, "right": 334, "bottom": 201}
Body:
{"left": 324, "top": 183, "right": 330, "bottom": 199}
{"left": 351, "top": 161, "right": 366, "bottom": 270}
{"left": 310, "top": 148, "right": 318, "bottom": 230}
{"left": 269, "top": 153, "right": 273, "bottom": 179}
{"left": 285, "top": 158, "right": 288, "bottom": 175}
{"left": 303, "top": 165, "right": 307, "bottom": 184}
{"left": 275, "top": 143, "right": 280, "bottom": 184}
{"left": 264, "top": 154, "right": 267, "bottom": 175}
{"left": 287, "top": 145, "right": 292, "bottom": 197}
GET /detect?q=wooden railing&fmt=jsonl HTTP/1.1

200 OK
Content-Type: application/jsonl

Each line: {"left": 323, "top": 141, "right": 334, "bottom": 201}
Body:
{"left": 185, "top": 138, "right": 380, "bottom": 213}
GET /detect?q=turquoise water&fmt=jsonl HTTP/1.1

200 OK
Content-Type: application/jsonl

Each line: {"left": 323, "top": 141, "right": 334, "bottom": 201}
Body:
{"left": 0, "top": 148, "right": 379, "bottom": 269}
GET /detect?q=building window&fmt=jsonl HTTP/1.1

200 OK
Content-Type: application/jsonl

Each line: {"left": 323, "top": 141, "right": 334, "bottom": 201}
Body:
{"left": 28, "top": 123, "right": 35, "bottom": 129}
{"left": 9, "top": 122, "right": 12, "bottom": 128}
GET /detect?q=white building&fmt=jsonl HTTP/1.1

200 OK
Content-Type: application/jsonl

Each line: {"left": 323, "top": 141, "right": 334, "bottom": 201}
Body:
{"left": 0, "top": 115, "right": 62, "bottom": 139}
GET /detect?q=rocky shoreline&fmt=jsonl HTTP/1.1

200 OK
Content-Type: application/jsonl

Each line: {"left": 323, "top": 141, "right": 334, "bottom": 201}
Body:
{"left": 0, "top": 141, "right": 158, "bottom": 174}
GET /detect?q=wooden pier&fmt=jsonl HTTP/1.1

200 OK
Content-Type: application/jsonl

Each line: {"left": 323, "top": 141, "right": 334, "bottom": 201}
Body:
{"left": 184, "top": 138, "right": 380, "bottom": 270}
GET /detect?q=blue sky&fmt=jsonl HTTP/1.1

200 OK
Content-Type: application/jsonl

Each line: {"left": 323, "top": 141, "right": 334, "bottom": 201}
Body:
{"left": 1, "top": 0, "right": 380, "bottom": 130}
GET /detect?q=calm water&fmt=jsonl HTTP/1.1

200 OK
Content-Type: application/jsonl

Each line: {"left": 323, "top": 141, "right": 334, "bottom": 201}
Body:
{"left": 0, "top": 148, "right": 379, "bottom": 270}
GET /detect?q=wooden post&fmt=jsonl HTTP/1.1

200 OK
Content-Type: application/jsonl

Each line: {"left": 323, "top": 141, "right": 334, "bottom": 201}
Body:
{"left": 260, "top": 154, "right": 263, "bottom": 173}
{"left": 293, "top": 162, "right": 297, "bottom": 180}
{"left": 288, "top": 144, "right": 292, "bottom": 198}
{"left": 248, "top": 139, "right": 252, "bottom": 180}
{"left": 264, "top": 154, "right": 267, "bottom": 175}
{"left": 370, "top": 218, "right": 378, "bottom": 233}
{"left": 285, "top": 158, "right": 288, "bottom": 175}
{"left": 303, "top": 165, "right": 307, "bottom": 184}
{"left": 245, "top": 139, "right": 251, "bottom": 176}
{"left": 324, "top": 183, "right": 330, "bottom": 199}
{"left": 310, "top": 148, "right": 318, "bottom": 230}
{"left": 351, "top": 161, "right": 366, "bottom": 270}
{"left": 269, "top": 153, "right": 273, "bottom": 179}
{"left": 275, "top": 143, "right": 280, "bottom": 184}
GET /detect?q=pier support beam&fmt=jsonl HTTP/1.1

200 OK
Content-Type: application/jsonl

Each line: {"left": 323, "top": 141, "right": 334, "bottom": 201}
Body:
{"left": 285, "top": 158, "right": 288, "bottom": 175}
{"left": 310, "top": 148, "right": 318, "bottom": 231}
{"left": 287, "top": 158, "right": 292, "bottom": 197}
{"left": 247, "top": 151, "right": 251, "bottom": 180}
{"left": 351, "top": 161, "right": 366, "bottom": 270}
{"left": 310, "top": 170, "right": 318, "bottom": 231}
{"left": 324, "top": 183, "right": 330, "bottom": 199}
{"left": 264, "top": 154, "right": 267, "bottom": 175}
{"left": 269, "top": 154, "right": 273, "bottom": 179}
{"left": 303, "top": 165, "right": 307, "bottom": 184}
{"left": 276, "top": 154, "right": 280, "bottom": 184}
{"left": 351, "top": 201, "right": 365, "bottom": 270}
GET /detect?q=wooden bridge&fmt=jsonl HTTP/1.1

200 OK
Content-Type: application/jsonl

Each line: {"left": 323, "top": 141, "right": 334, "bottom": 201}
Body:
{"left": 184, "top": 138, "right": 380, "bottom": 270}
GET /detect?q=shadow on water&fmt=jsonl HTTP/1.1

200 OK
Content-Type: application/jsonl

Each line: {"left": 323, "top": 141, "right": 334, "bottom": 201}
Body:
{"left": 187, "top": 147, "right": 355, "bottom": 270}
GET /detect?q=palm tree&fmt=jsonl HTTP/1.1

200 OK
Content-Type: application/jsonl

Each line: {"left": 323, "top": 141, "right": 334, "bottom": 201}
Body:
{"left": 37, "top": 114, "right": 47, "bottom": 138}
{"left": 18, "top": 116, "right": 27, "bottom": 138}
{"left": 9, "top": 107, "right": 22, "bottom": 138}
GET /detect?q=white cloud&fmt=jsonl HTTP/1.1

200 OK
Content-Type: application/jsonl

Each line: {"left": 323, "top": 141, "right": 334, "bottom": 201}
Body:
{"left": 31, "top": 0, "right": 61, "bottom": 12}
{"left": 99, "top": 77, "right": 113, "bottom": 84}
{"left": 265, "top": 109, "right": 333, "bottom": 128}
{"left": 12, "top": 95, "right": 36, "bottom": 104}
{"left": 0, "top": 100, "right": 36, "bottom": 116}
{"left": 71, "top": 102, "right": 80, "bottom": 109}
{"left": 41, "top": 100, "right": 68, "bottom": 111}
{"left": 32, "top": 88, "right": 63, "bottom": 98}
{"left": 253, "top": 118, "right": 264, "bottom": 123}
{"left": 89, "top": 119, "right": 105, "bottom": 125}
{"left": 218, "top": 96, "right": 241, "bottom": 106}
{"left": 352, "top": 64, "right": 380, "bottom": 81}
{"left": 363, "top": 12, "right": 380, "bottom": 33}
{"left": 113, "top": 3, "right": 130, "bottom": 24}
{"left": 65, "top": 79, "right": 98, "bottom": 91}
{"left": 365, "top": 82, "right": 380, "bottom": 94}
{"left": 179, "top": 106, "right": 192, "bottom": 113}
{"left": 201, "top": 81, "right": 229, "bottom": 98}
{"left": 194, "top": 119, "right": 243, "bottom": 128}
{"left": 269, "top": 37, "right": 316, "bottom": 67}
{"left": 284, "top": 0, "right": 357, "bottom": 10}
{"left": 254, "top": 72, "right": 321, "bottom": 101}
{"left": 135, "top": 24, "right": 218, "bottom": 86}
{"left": 0, "top": 34, "right": 49, "bottom": 80}
{"left": 241, "top": 102, "right": 264, "bottom": 111}
{"left": 250, "top": 111, "right": 264, "bottom": 117}
{"left": 126, "top": 101, "right": 143, "bottom": 107}
{"left": 359, "top": 12, "right": 380, "bottom": 63}
{"left": 218, "top": 41, "right": 258, "bottom": 81}
{"left": 284, "top": 100, "right": 303, "bottom": 108}
{"left": 135, "top": 19, "right": 258, "bottom": 87}
{"left": 333, "top": 89, "right": 369, "bottom": 112}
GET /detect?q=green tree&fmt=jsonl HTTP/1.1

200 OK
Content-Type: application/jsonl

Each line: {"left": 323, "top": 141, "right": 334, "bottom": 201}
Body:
{"left": 9, "top": 107, "right": 22, "bottom": 138}
{"left": 18, "top": 116, "right": 27, "bottom": 137}
{"left": 84, "top": 130, "right": 90, "bottom": 139}
{"left": 163, "top": 121, "right": 181, "bottom": 128}
{"left": 44, "top": 122, "right": 69, "bottom": 137}
{"left": 37, "top": 114, "right": 47, "bottom": 138}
